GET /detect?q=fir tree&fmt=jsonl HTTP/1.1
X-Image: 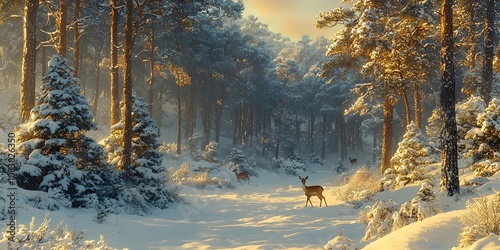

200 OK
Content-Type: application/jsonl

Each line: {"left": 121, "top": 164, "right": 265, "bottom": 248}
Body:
{"left": 390, "top": 121, "right": 439, "bottom": 187}
{"left": 101, "top": 93, "right": 174, "bottom": 210}
{"left": 16, "top": 55, "right": 111, "bottom": 207}
{"left": 465, "top": 98, "right": 500, "bottom": 165}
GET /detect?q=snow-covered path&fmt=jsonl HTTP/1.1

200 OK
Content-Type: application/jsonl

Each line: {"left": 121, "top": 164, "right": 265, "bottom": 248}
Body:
{"left": 103, "top": 170, "right": 364, "bottom": 249}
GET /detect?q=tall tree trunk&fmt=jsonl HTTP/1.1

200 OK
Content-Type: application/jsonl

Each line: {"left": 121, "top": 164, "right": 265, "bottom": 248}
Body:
{"left": 185, "top": 83, "right": 197, "bottom": 139}
{"left": 201, "top": 81, "right": 213, "bottom": 149}
{"left": 20, "top": 0, "right": 39, "bottom": 123}
{"left": 402, "top": 89, "right": 411, "bottom": 127}
{"left": 73, "top": 0, "right": 81, "bottom": 77}
{"left": 148, "top": 26, "right": 155, "bottom": 113}
{"left": 440, "top": 0, "right": 459, "bottom": 196}
{"left": 176, "top": 81, "right": 182, "bottom": 155}
{"left": 214, "top": 89, "right": 225, "bottom": 143}
{"left": 121, "top": 0, "right": 133, "bottom": 179}
{"left": 481, "top": 0, "right": 494, "bottom": 104}
{"left": 309, "top": 113, "right": 315, "bottom": 153}
{"left": 57, "top": 0, "right": 67, "bottom": 57}
{"left": 110, "top": 0, "right": 120, "bottom": 125}
{"left": 380, "top": 94, "right": 394, "bottom": 174}
{"left": 321, "top": 112, "right": 327, "bottom": 159}
{"left": 414, "top": 87, "right": 423, "bottom": 128}
{"left": 339, "top": 113, "right": 347, "bottom": 161}
{"left": 92, "top": 44, "right": 103, "bottom": 121}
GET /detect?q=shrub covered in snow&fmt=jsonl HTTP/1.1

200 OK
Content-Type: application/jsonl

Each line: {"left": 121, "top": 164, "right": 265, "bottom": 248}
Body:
{"left": 169, "top": 162, "right": 234, "bottom": 189}
{"left": 459, "top": 192, "right": 500, "bottom": 247}
{"left": 272, "top": 157, "right": 306, "bottom": 176}
{"left": 392, "top": 181, "right": 440, "bottom": 230}
{"left": 323, "top": 231, "right": 361, "bottom": 250}
{"left": 336, "top": 166, "right": 381, "bottom": 205}
{"left": 226, "top": 148, "right": 259, "bottom": 177}
{"left": 390, "top": 121, "right": 439, "bottom": 188}
{"left": 202, "top": 141, "right": 218, "bottom": 163}
{"left": 3, "top": 214, "right": 117, "bottom": 249}
{"left": 15, "top": 55, "right": 113, "bottom": 208}
{"left": 359, "top": 199, "right": 399, "bottom": 242}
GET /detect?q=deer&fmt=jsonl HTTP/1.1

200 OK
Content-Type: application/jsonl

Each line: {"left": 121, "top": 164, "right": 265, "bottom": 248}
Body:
{"left": 299, "top": 176, "right": 327, "bottom": 207}
{"left": 233, "top": 169, "right": 250, "bottom": 185}
{"left": 349, "top": 157, "right": 357, "bottom": 167}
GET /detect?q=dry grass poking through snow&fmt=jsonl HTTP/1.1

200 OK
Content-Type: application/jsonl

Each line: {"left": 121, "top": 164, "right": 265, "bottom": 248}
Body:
{"left": 335, "top": 166, "right": 381, "bottom": 204}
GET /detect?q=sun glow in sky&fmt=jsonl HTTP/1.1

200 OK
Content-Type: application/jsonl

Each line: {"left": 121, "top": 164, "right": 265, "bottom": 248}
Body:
{"left": 242, "top": 0, "right": 344, "bottom": 41}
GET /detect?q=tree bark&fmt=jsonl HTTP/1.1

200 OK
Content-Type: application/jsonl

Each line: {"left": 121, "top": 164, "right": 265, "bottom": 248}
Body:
{"left": 110, "top": 0, "right": 120, "bottom": 125}
{"left": 20, "top": 0, "right": 39, "bottom": 123}
{"left": 402, "top": 89, "right": 411, "bottom": 127}
{"left": 380, "top": 94, "right": 394, "bottom": 174}
{"left": 440, "top": 0, "right": 459, "bottom": 196}
{"left": 414, "top": 87, "right": 423, "bottom": 128}
{"left": 176, "top": 80, "right": 182, "bottom": 155}
{"left": 57, "top": 0, "right": 68, "bottom": 57}
{"left": 481, "top": 0, "right": 494, "bottom": 104}
{"left": 73, "top": 0, "right": 81, "bottom": 77}
{"left": 93, "top": 43, "right": 103, "bottom": 121}
{"left": 121, "top": 0, "right": 133, "bottom": 179}
{"left": 148, "top": 26, "right": 155, "bottom": 113}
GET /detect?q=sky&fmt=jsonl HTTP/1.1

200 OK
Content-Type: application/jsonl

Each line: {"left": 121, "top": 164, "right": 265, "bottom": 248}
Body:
{"left": 242, "top": 0, "right": 345, "bottom": 41}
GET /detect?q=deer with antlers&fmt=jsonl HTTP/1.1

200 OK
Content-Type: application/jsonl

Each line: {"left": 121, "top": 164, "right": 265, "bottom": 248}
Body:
{"left": 299, "top": 176, "right": 327, "bottom": 207}
{"left": 233, "top": 169, "right": 250, "bottom": 185}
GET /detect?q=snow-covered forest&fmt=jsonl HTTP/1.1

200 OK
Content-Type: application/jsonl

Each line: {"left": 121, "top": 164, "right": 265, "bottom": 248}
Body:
{"left": 1, "top": 0, "right": 500, "bottom": 249}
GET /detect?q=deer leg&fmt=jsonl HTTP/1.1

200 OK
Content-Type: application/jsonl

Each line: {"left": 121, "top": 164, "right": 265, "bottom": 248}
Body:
{"left": 323, "top": 196, "right": 328, "bottom": 207}
{"left": 319, "top": 196, "right": 322, "bottom": 207}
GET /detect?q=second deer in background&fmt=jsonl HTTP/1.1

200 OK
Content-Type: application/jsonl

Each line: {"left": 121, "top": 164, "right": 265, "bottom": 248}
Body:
{"left": 233, "top": 169, "right": 250, "bottom": 185}
{"left": 349, "top": 157, "right": 357, "bottom": 167}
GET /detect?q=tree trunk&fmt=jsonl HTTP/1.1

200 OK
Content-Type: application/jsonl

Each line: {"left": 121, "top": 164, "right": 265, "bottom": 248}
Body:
{"left": 185, "top": 83, "right": 197, "bottom": 139}
{"left": 57, "top": 0, "right": 67, "bottom": 57}
{"left": 402, "top": 89, "right": 411, "bottom": 127}
{"left": 380, "top": 94, "right": 394, "bottom": 174}
{"left": 414, "top": 87, "right": 423, "bottom": 128}
{"left": 309, "top": 113, "right": 315, "bottom": 153}
{"left": 481, "top": 0, "right": 494, "bottom": 104}
{"left": 92, "top": 44, "right": 103, "bottom": 121}
{"left": 20, "top": 0, "right": 39, "bottom": 123}
{"left": 321, "top": 112, "right": 327, "bottom": 159}
{"left": 73, "top": 0, "right": 81, "bottom": 77}
{"left": 339, "top": 113, "right": 347, "bottom": 161}
{"left": 440, "top": 0, "right": 459, "bottom": 196}
{"left": 121, "top": 0, "right": 133, "bottom": 179}
{"left": 176, "top": 80, "right": 182, "bottom": 155}
{"left": 110, "top": 0, "right": 120, "bottom": 125}
{"left": 148, "top": 26, "right": 155, "bottom": 113}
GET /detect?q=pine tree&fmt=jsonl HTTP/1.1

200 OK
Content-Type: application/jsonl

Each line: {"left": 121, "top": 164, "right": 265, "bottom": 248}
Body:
{"left": 390, "top": 121, "right": 439, "bottom": 187}
{"left": 101, "top": 93, "right": 173, "bottom": 209}
{"left": 465, "top": 98, "right": 500, "bottom": 166}
{"left": 16, "top": 55, "right": 111, "bottom": 207}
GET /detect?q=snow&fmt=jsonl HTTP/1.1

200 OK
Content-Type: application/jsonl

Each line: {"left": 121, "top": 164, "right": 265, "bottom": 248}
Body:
{"left": 3, "top": 157, "right": 500, "bottom": 250}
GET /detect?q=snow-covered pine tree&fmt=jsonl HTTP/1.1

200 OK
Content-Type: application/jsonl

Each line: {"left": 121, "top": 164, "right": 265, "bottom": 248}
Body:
{"left": 456, "top": 96, "right": 486, "bottom": 154}
{"left": 100, "top": 93, "right": 175, "bottom": 210}
{"left": 465, "top": 97, "right": 500, "bottom": 174}
{"left": 16, "top": 55, "right": 112, "bottom": 208}
{"left": 390, "top": 121, "right": 439, "bottom": 187}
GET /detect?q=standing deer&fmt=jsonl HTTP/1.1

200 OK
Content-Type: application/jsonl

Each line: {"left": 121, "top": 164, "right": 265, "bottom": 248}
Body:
{"left": 349, "top": 157, "right": 357, "bottom": 167}
{"left": 233, "top": 169, "right": 250, "bottom": 185}
{"left": 299, "top": 176, "right": 327, "bottom": 207}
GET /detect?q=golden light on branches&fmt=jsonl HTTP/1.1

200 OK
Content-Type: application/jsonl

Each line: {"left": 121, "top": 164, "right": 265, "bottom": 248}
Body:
{"left": 167, "top": 63, "right": 191, "bottom": 87}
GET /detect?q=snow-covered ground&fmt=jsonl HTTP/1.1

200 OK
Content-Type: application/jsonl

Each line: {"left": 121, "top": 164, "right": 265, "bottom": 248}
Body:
{"left": 3, "top": 156, "right": 500, "bottom": 250}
